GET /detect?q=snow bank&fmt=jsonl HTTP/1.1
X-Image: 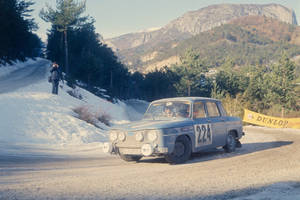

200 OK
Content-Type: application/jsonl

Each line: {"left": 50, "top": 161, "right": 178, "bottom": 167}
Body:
{"left": 0, "top": 59, "right": 133, "bottom": 148}
{"left": 0, "top": 92, "right": 107, "bottom": 144}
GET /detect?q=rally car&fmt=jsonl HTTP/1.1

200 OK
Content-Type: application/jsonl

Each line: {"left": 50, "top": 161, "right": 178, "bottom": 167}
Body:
{"left": 103, "top": 97, "right": 244, "bottom": 164}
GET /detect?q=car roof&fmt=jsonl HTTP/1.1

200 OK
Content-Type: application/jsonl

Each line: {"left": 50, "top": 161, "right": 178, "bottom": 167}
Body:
{"left": 151, "top": 97, "right": 220, "bottom": 103}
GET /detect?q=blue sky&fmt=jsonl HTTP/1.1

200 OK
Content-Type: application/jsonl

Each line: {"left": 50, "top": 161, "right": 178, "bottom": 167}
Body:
{"left": 32, "top": 0, "right": 300, "bottom": 40}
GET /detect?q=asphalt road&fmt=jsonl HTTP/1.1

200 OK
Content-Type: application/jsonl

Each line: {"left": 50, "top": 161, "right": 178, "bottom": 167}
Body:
{"left": 0, "top": 126, "right": 300, "bottom": 200}
{"left": 0, "top": 59, "right": 49, "bottom": 94}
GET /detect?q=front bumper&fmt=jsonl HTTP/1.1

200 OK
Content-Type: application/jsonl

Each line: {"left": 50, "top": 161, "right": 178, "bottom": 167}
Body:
{"left": 104, "top": 128, "right": 183, "bottom": 156}
{"left": 103, "top": 142, "right": 169, "bottom": 156}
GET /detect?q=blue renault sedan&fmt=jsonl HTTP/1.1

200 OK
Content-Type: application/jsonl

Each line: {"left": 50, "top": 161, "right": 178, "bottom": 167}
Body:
{"left": 103, "top": 97, "right": 244, "bottom": 164}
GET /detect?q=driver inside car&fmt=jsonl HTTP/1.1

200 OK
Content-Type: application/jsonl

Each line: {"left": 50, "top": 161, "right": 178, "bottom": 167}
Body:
{"left": 164, "top": 106, "right": 174, "bottom": 117}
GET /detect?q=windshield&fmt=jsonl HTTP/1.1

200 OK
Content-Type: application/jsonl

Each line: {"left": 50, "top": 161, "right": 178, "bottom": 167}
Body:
{"left": 143, "top": 101, "right": 191, "bottom": 120}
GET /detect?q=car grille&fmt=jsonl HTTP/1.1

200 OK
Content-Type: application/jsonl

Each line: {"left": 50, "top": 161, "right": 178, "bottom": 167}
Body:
{"left": 115, "top": 135, "right": 142, "bottom": 148}
{"left": 118, "top": 147, "right": 141, "bottom": 155}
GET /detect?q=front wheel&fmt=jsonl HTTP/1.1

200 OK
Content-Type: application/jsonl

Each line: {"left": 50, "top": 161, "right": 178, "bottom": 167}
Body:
{"left": 223, "top": 132, "right": 236, "bottom": 153}
{"left": 165, "top": 135, "right": 192, "bottom": 164}
{"left": 119, "top": 153, "right": 142, "bottom": 162}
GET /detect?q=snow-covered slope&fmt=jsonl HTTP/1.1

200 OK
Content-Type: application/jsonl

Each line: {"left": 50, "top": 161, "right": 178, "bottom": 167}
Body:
{"left": 0, "top": 59, "right": 136, "bottom": 153}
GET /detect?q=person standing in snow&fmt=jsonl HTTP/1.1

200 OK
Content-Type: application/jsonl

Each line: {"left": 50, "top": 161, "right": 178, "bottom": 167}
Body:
{"left": 50, "top": 61, "right": 62, "bottom": 95}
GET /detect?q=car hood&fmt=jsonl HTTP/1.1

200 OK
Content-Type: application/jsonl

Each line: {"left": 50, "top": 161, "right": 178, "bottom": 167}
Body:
{"left": 112, "top": 119, "right": 194, "bottom": 131}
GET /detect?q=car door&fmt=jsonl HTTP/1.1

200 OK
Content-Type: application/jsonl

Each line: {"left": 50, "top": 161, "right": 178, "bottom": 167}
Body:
{"left": 193, "top": 101, "right": 213, "bottom": 151}
{"left": 205, "top": 101, "right": 227, "bottom": 147}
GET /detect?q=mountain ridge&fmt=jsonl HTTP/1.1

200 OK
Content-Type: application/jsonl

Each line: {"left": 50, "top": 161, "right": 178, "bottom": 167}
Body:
{"left": 106, "top": 3, "right": 297, "bottom": 53}
{"left": 120, "top": 15, "right": 300, "bottom": 72}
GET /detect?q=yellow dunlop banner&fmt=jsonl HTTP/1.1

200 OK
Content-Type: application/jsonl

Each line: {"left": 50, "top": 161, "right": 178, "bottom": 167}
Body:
{"left": 243, "top": 109, "right": 300, "bottom": 129}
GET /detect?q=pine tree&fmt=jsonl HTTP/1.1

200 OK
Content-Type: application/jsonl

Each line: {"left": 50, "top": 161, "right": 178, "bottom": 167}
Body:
{"left": 243, "top": 65, "right": 271, "bottom": 112}
{"left": 0, "top": 0, "right": 41, "bottom": 64}
{"left": 269, "top": 54, "right": 296, "bottom": 117}
{"left": 173, "top": 49, "right": 210, "bottom": 96}
{"left": 40, "top": 0, "right": 87, "bottom": 76}
{"left": 214, "top": 59, "right": 248, "bottom": 98}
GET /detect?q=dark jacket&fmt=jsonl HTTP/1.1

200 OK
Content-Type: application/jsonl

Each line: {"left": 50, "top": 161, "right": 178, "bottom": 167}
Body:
{"left": 50, "top": 67, "right": 61, "bottom": 82}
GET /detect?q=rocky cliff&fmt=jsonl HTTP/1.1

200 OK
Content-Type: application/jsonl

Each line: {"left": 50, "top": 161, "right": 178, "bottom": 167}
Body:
{"left": 106, "top": 4, "right": 297, "bottom": 52}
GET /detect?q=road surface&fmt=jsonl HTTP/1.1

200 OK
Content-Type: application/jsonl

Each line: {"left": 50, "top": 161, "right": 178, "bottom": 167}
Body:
{"left": 1, "top": 126, "right": 300, "bottom": 200}
{"left": 0, "top": 59, "right": 49, "bottom": 94}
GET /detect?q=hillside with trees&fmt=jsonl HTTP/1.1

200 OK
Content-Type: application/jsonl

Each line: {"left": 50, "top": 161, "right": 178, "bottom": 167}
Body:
{"left": 230, "top": 16, "right": 300, "bottom": 45}
{"left": 167, "top": 51, "right": 300, "bottom": 118}
{"left": 117, "top": 16, "right": 300, "bottom": 72}
{"left": 41, "top": 0, "right": 133, "bottom": 99}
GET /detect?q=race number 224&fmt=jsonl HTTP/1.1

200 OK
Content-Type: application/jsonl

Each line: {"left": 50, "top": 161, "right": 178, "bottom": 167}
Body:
{"left": 194, "top": 124, "right": 212, "bottom": 147}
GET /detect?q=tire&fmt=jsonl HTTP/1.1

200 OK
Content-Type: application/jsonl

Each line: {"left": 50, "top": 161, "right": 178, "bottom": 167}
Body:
{"left": 236, "top": 139, "right": 242, "bottom": 148}
{"left": 165, "top": 135, "right": 192, "bottom": 164}
{"left": 223, "top": 132, "right": 236, "bottom": 153}
{"left": 119, "top": 153, "right": 142, "bottom": 162}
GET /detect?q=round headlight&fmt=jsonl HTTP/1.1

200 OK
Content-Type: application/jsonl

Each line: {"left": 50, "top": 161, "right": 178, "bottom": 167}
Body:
{"left": 103, "top": 142, "right": 112, "bottom": 153}
{"left": 141, "top": 143, "right": 154, "bottom": 156}
{"left": 118, "top": 131, "right": 126, "bottom": 141}
{"left": 147, "top": 130, "right": 158, "bottom": 142}
{"left": 110, "top": 130, "right": 118, "bottom": 141}
{"left": 135, "top": 131, "right": 144, "bottom": 142}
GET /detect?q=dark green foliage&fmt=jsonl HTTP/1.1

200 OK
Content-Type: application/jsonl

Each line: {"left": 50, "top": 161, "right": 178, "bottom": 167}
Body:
{"left": 40, "top": 0, "right": 87, "bottom": 75}
{"left": 127, "top": 72, "right": 144, "bottom": 98}
{"left": 46, "top": 26, "right": 64, "bottom": 66}
{"left": 166, "top": 49, "right": 211, "bottom": 97}
{"left": 170, "top": 49, "right": 212, "bottom": 97}
{"left": 217, "top": 55, "right": 299, "bottom": 117}
{"left": 42, "top": 0, "right": 135, "bottom": 99}
{"left": 46, "top": 20, "right": 132, "bottom": 99}
{"left": 168, "top": 49, "right": 299, "bottom": 117}
{"left": 141, "top": 67, "right": 179, "bottom": 101}
{"left": 0, "top": 0, "right": 42, "bottom": 64}
{"left": 39, "top": 0, "right": 87, "bottom": 31}
{"left": 242, "top": 65, "right": 272, "bottom": 112}
{"left": 268, "top": 55, "right": 297, "bottom": 116}
{"left": 214, "top": 60, "right": 249, "bottom": 98}
{"left": 172, "top": 65, "right": 212, "bottom": 97}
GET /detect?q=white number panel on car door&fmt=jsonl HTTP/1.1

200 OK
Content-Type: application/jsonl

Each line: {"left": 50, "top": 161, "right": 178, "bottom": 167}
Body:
{"left": 194, "top": 124, "right": 212, "bottom": 147}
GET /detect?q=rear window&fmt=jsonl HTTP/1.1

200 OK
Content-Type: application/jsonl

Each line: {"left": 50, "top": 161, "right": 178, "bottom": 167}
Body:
{"left": 206, "top": 102, "right": 220, "bottom": 117}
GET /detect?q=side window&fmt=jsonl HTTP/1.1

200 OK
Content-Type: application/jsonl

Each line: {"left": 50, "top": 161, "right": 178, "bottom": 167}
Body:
{"left": 217, "top": 103, "right": 227, "bottom": 116}
{"left": 206, "top": 102, "right": 221, "bottom": 117}
{"left": 193, "top": 102, "right": 206, "bottom": 119}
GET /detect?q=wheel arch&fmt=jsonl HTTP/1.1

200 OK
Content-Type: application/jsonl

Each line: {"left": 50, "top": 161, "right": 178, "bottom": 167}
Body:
{"left": 177, "top": 133, "right": 194, "bottom": 149}
{"left": 228, "top": 129, "right": 238, "bottom": 138}
{"left": 165, "top": 134, "right": 192, "bottom": 164}
{"left": 178, "top": 134, "right": 192, "bottom": 141}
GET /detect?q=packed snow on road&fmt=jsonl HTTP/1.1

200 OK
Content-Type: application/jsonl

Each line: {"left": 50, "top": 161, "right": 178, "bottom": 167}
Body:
{"left": 0, "top": 59, "right": 300, "bottom": 200}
